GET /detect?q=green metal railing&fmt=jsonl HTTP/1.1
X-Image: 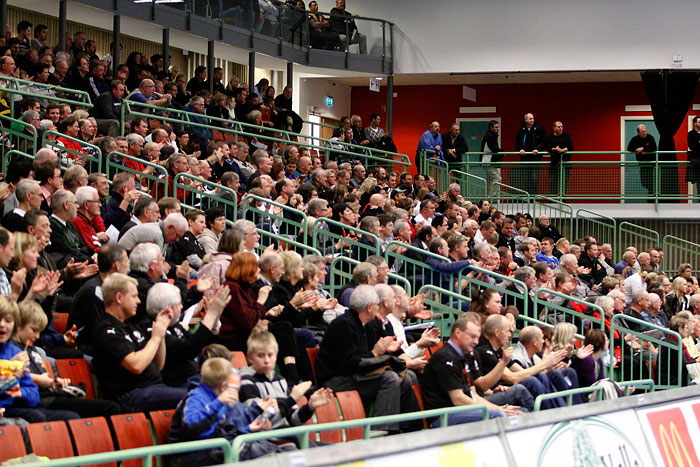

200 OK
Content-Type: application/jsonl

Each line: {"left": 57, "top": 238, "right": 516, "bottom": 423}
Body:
{"left": 609, "top": 314, "right": 683, "bottom": 389}
{"left": 533, "top": 195, "right": 574, "bottom": 240}
{"left": 254, "top": 227, "right": 323, "bottom": 259}
{"left": 241, "top": 193, "right": 309, "bottom": 243}
{"left": 492, "top": 181, "right": 532, "bottom": 217}
{"left": 328, "top": 256, "right": 411, "bottom": 297}
{"left": 18, "top": 438, "right": 232, "bottom": 467}
{"left": 426, "top": 157, "right": 449, "bottom": 193}
{"left": 175, "top": 173, "right": 238, "bottom": 223}
{"left": 0, "top": 75, "right": 93, "bottom": 116}
{"left": 121, "top": 100, "right": 411, "bottom": 173}
{"left": 532, "top": 380, "right": 654, "bottom": 411}
{"left": 106, "top": 151, "right": 169, "bottom": 198}
{"left": 458, "top": 265, "right": 530, "bottom": 317}
{"left": 231, "top": 404, "right": 489, "bottom": 462}
{"left": 418, "top": 150, "right": 696, "bottom": 211}
{"left": 385, "top": 241, "right": 464, "bottom": 297}
{"left": 662, "top": 235, "right": 700, "bottom": 276}
{"left": 313, "top": 218, "right": 380, "bottom": 261}
{"left": 574, "top": 208, "right": 617, "bottom": 250}
{"left": 449, "top": 169, "right": 488, "bottom": 202}
{"left": 533, "top": 288, "right": 604, "bottom": 338}
{"left": 417, "top": 284, "right": 470, "bottom": 337}
{"left": 2, "top": 149, "right": 34, "bottom": 175}
{"left": 42, "top": 130, "right": 102, "bottom": 173}
{"left": 0, "top": 113, "right": 37, "bottom": 159}
{"left": 617, "top": 221, "right": 660, "bottom": 261}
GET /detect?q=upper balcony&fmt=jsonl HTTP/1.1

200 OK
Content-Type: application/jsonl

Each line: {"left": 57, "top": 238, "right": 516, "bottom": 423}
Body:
{"left": 70, "top": 0, "right": 394, "bottom": 75}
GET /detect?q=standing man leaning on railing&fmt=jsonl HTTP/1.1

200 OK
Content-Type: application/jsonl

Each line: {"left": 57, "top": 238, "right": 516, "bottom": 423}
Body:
{"left": 416, "top": 121, "right": 443, "bottom": 168}
{"left": 515, "top": 113, "right": 545, "bottom": 195}
{"left": 687, "top": 116, "right": 700, "bottom": 195}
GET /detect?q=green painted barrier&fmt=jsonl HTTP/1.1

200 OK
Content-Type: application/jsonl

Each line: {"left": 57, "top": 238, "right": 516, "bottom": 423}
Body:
{"left": 426, "top": 157, "right": 449, "bottom": 193}
{"left": 175, "top": 173, "right": 238, "bottom": 224}
{"left": 313, "top": 218, "right": 380, "bottom": 261}
{"left": 574, "top": 208, "right": 617, "bottom": 248}
{"left": 533, "top": 195, "right": 574, "bottom": 240}
{"left": 254, "top": 227, "right": 323, "bottom": 259}
{"left": 42, "top": 130, "right": 102, "bottom": 173}
{"left": 492, "top": 181, "right": 532, "bottom": 217}
{"left": 106, "top": 151, "right": 169, "bottom": 198}
{"left": 532, "top": 379, "right": 654, "bottom": 411}
{"left": 0, "top": 75, "right": 92, "bottom": 117}
{"left": 384, "top": 241, "right": 462, "bottom": 298}
{"left": 609, "top": 314, "right": 683, "bottom": 389}
{"left": 121, "top": 100, "right": 411, "bottom": 172}
{"left": 449, "top": 169, "right": 488, "bottom": 202}
{"left": 617, "top": 221, "right": 660, "bottom": 263}
{"left": 328, "top": 255, "right": 411, "bottom": 297}
{"left": 662, "top": 235, "right": 700, "bottom": 277}
{"left": 0, "top": 114, "right": 37, "bottom": 160}
{"left": 241, "top": 193, "right": 309, "bottom": 244}
{"left": 534, "top": 288, "right": 604, "bottom": 338}
{"left": 17, "top": 437, "right": 232, "bottom": 467}
{"left": 230, "top": 404, "right": 490, "bottom": 462}
{"left": 417, "top": 284, "right": 469, "bottom": 338}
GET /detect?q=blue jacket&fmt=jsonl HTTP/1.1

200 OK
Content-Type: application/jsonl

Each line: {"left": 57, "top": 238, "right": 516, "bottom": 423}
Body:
{"left": 175, "top": 382, "right": 263, "bottom": 441}
{"left": 425, "top": 256, "right": 471, "bottom": 291}
{"left": 0, "top": 341, "right": 39, "bottom": 409}
{"left": 417, "top": 130, "right": 443, "bottom": 159}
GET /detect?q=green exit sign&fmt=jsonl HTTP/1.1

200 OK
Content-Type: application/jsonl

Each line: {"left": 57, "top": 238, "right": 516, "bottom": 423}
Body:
{"left": 325, "top": 96, "right": 334, "bottom": 107}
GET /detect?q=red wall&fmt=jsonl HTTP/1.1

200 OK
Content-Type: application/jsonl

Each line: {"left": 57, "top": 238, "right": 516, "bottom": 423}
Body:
{"left": 351, "top": 81, "right": 700, "bottom": 173}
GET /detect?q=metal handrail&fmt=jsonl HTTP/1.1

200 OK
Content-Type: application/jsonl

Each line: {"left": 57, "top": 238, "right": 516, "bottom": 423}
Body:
{"left": 18, "top": 437, "right": 233, "bottom": 467}
{"left": 532, "top": 380, "right": 654, "bottom": 411}
{"left": 231, "top": 404, "right": 489, "bottom": 462}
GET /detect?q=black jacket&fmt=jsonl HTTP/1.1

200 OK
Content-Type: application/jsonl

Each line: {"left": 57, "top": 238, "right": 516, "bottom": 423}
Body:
{"left": 90, "top": 91, "right": 122, "bottom": 120}
{"left": 442, "top": 131, "right": 469, "bottom": 164}
{"left": 481, "top": 129, "right": 503, "bottom": 162}
{"left": 515, "top": 123, "right": 546, "bottom": 161}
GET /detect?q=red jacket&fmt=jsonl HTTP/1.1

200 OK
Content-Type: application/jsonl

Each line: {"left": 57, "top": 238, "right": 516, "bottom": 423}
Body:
{"left": 70, "top": 211, "right": 102, "bottom": 253}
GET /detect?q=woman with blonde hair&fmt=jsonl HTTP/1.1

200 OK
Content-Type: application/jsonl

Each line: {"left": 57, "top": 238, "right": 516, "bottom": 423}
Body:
{"left": 551, "top": 322, "right": 577, "bottom": 358}
{"left": 666, "top": 276, "right": 691, "bottom": 317}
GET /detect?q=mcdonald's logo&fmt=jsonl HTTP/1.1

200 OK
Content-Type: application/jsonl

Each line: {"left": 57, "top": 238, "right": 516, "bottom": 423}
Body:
{"left": 646, "top": 408, "right": 699, "bottom": 467}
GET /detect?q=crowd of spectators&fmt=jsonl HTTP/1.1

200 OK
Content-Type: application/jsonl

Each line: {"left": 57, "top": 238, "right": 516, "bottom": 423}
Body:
{"left": 0, "top": 15, "right": 699, "bottom": 464}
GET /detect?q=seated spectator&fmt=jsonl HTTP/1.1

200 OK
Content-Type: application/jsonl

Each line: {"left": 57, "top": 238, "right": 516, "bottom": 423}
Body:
{"left": 140, "top": 282, "right": 229, "bottom": 387}
{"left": 666, "top": 276, "right": 691, "bottom": 317}
{"left": 119, "top": 196, "right": 160, "bottom": 240}
{"left": 659, "top": 315, "right": 694, "bottom": 387}
{"left": 510, "top": 326, "right": 580, "bottom": 401}
{"left": 184, "top": 95, "right": 213, "bottom": 144}
{"left": 67, "top": 244, "right": 128, "bottom": 355}
{"left": 198, "top": 229, "right": 237, "bottom": 298}
{"left": 71, "top": 186, "right": 108, "bottom": 253}
{"left": 315, "top": 285, "right": 420, "bottom": 433}
{"left": 421, "top": 316, "right": 511, "bottom": 427}
{"left": 239, "top": 331, "right": 333, "bottom": 430}
{"left": 90, "top": 80, "right": 124, "bottom": 137}
{"left": 198, "top": 206, "right": 226, "bottom": 256}
{"left": 571, "top": 329, "right": 607, "bottom": 389}
{"left": 128, "top": 78, "right": 172, "bottom": 108}
{"left": 92, "top": 273, "right": 188, "bottom": 410}
{"left": 2, "top": 179, "right": 42, "bottom": 232}
{"left": 166, "top": 357, "right": 280, "bottom": 466}
{"left": 641, "top": 292, "right": 669, "bottom": 328}
{"left": 13, "top": 300, "right": 121, "bottom": 418}
{"left": 35, "top": 160, "right": 62, "bottom": 214}
{"left": 45, "top": 189, "right": 94, "bottom": 267}
{"left": 169, "top": 209, "right": 207, "bottom": 270}
{"left": 118, "top": 212, "right": 187, "bottom": 254}
{"left": 336, "top": 261, "right": 377, "bottom": 307}
{"left": 0, "top": 296, "right": 42, "bottom": 421}
{"left": 536, "top": 237, "right": 559, "bottom": 269}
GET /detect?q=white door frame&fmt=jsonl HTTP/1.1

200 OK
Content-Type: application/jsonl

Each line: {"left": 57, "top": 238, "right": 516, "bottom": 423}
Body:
{"left": 620, "top": 116, "right": 655, "bottom": 203}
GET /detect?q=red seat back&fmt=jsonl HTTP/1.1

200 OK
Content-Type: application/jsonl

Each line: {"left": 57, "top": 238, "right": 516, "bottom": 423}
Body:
{"left": 55, "top": 358, "right": 97, "bottom": 399}
{"left": 306, "top": 347, "right": 319, "bottom": 386}
{"left": 110, "top": 413, "right": 154, "bottom": 467}
{"left": 335, "top": 390, "right": 366, "bottom": 441}
{"left": 26, "top": 421, "right": 74, "bottom": 459}
{"left": 313, "top": 396, "right": 342, "bottom": 443}
{"left": 68, "top": 417, "right": 117, "bottom": 467}
{"left": 149, "top": 409, "right": 175, "bottom": 445}
{"left": 230, "top": 351, "right": 248, "bottom": 369}
{"left": 0, "top": 425, "right": 27, "bottom": 462}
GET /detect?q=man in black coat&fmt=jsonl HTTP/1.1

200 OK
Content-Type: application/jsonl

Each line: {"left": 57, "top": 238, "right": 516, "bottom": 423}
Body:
{"left": 89, "top": 80, "right": 124, "bottom": 137}
{"left": 545, "top": 121, "right": 574, "bottom": 196}
{"left": 515, "top": 113, "right": 546, "bottom": 194}
{"left": 442, "top": 123, "right": 469, "bottom": 166}
{"left": 627, "top": 124, "right": 657, "bottom": 198}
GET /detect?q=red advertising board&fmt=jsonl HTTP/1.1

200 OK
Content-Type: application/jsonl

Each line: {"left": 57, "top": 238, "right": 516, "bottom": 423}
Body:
{"left": 645, "top": 408, "right": 699, "bottom": 467}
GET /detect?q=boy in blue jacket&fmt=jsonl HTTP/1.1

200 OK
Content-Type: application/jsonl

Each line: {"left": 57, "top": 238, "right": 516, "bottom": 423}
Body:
{"left": 166, "top": 357, "right": 282, "bottom": 466}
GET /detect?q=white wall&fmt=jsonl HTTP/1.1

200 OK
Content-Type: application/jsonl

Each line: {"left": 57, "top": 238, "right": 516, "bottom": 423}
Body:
{"left": 314, "top": 0, "right": 700, "bottom": 74}
{"left": 296, "top": 77, "right": 351, "bottom": 129}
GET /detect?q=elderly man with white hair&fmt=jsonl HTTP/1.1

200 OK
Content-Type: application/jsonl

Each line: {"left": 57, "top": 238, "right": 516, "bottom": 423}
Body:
{"left": 46, "top": 188, "right": 94, "bottom": 267}
{"left": 143, "top": 281, "right": 230, "bottom": 387}
{"left": 119, "top": 212, "right": 187, "bottom": 252}
{"left": 641, "top": 292, "right": 668, "bottom": 328}
{"left": 1, "top": 178, "right": 42, "bottom": 231}
{"left": 71, "top": 185, "right": 109, "bottom": 253}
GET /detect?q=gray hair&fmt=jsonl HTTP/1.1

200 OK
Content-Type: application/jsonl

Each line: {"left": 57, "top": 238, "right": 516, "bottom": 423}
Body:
{"left": 472, "top": 242, "right": 490, "bottom": 260}
{"left": 631, "top": 288, "right": 648, "bottom": 303}
{"left": 607, "top": 289, "right": 626, "bottom": 302}
{"left": 75, "top": 185, "right": 98, "bottom": 205}
{"left": 188, "top": 96, "right": 204, "bottom": 107}
{"left": 514, "top": 266, "right": 535, "bottom": 282}
{"left": 559, "top": 254, "right": 577, "bottom": 266}
{"left": 128, "top": 242, "right": 162, "bottom": 273}
{"left": 352, "top": 262, "right": 377, "bottom": 284}
{"left": 258, "top": 252, "right": 283, "bottom": 272}
{"left": 307, "top": 198, "right": 328, "bottom": 217}
{"left": 231, "top": 219, "right": 255, "bottom": 252}
{"left": 391, "top": 208, "right": 408, "bottom": 221}
{"left": 622, "top": 250, "right": 636, "bottom": 262}
{"left": 50, "top": 189, "right": 73, "bottom": 213}
{"left": 375, "top": 283, "right": 394, "bottom": 303}
{"left": 34, "top": 147, "right": 56, "bottom": 164}
{"left": 21, "top": 110, "right": 39, "bottom": 124}
{"left": 163, "top": 212, "right": 187, "bottom": 231}
{"left": 393, "top": 219, "right": 409, "bottom": 237}
{"left": 689, "top": 293, "right": 700, "bottom": 308}
{"left": 146, "top": 282, "right": 181, "bottom": 319}
{"left": 15, "top": 179, "right": 38, "bottom": 204}
{"left": 594, "top": 295, "right": 614, "bottom": 311}
{"left": 648, "top": 293, "right": 661, "bottom": 305}
{"left": 448, "top": 183, "right": 459, "bottom": 191}
{"left": 360, "top": 216, "right": 379, "bottom": 233}
{"left": 310, "top": 168, "right": 325, "bottom": 182}
{"left": 125, "top": 133, "right": 144, "bottom": 145}
{"left": 39, "top": 119, "right": 54, "bottom": 132}
{"left": 349, "top": 284, "right": 379, "bottom": 312}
